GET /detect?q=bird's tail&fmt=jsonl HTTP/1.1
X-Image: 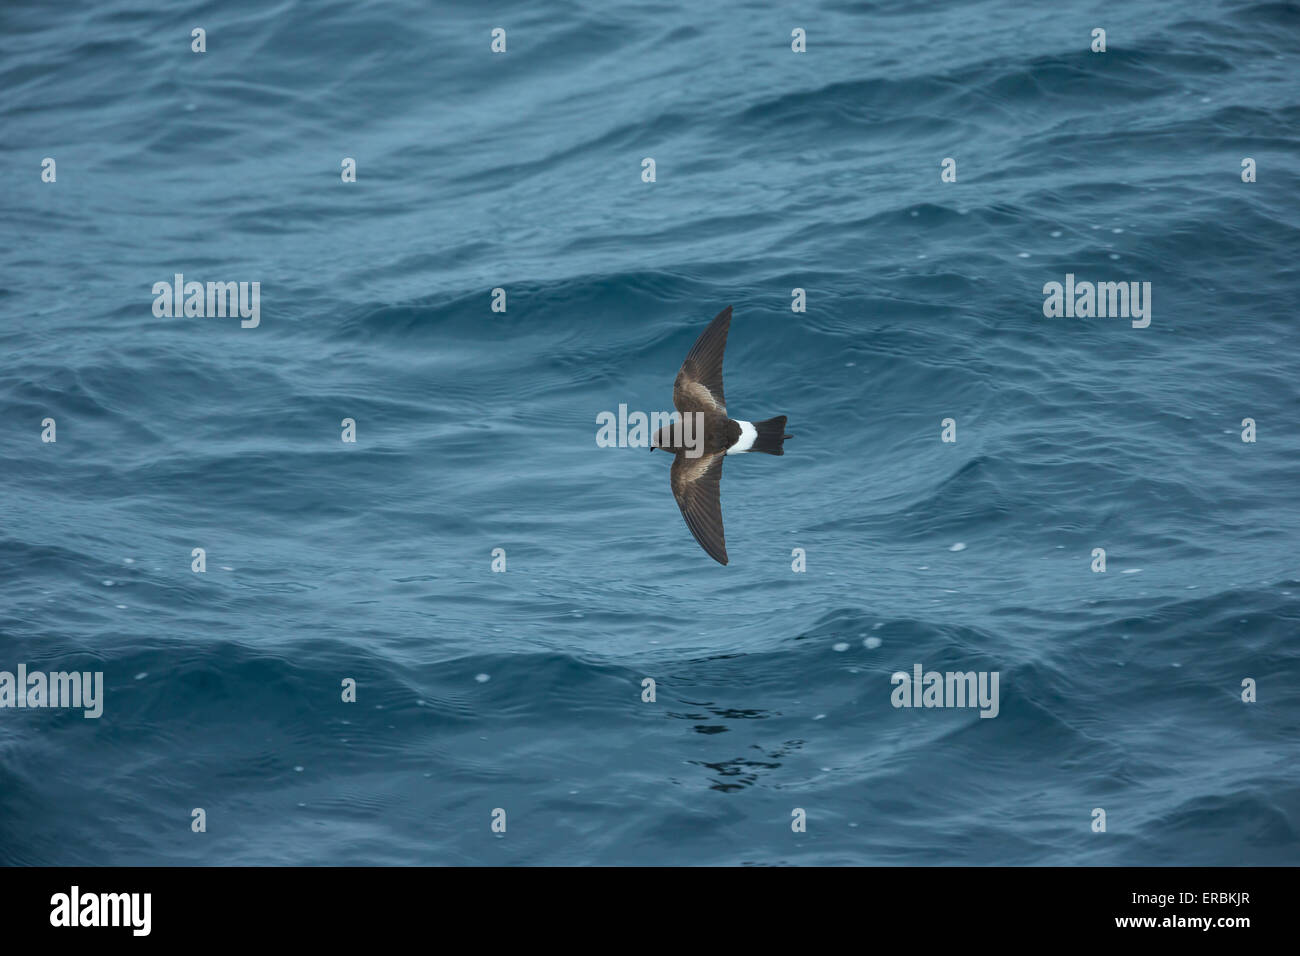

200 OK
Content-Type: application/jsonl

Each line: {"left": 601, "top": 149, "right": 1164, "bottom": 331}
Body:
{"left": 751, "top": 416, "right": 791, "bottom": 456}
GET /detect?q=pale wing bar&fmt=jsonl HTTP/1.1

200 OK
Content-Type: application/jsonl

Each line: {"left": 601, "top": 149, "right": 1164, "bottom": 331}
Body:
{"left": 672, "top": 305, "right": 731, "bottom": 414}
{"left": 670, "top": 451, "right": 728, "bottom": 565}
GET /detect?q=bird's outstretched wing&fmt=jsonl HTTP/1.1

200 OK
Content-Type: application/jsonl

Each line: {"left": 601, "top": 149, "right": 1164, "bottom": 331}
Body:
{"left": 670, "top": 451, "right": 728, "bottom": 565}
{"left": 673, "top": 306, "right": 731, "bottom": 414}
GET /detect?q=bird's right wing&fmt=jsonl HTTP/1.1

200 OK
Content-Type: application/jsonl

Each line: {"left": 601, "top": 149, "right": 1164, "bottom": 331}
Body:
{"left": 673, "top": 306, "right": 731, "bottom": 414}
{"left": 670, "top": 451, "right": 728, "bottom": 565}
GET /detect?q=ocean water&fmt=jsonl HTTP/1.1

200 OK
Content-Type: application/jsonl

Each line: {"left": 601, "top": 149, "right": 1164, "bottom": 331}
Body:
{"left": 1, "top": 0, "right": 1298, "bottom": 866}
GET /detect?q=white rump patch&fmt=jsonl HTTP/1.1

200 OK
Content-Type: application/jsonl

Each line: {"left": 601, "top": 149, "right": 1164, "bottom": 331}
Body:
{"left": 727, "top": 420, "right": 757, "bottom": 455}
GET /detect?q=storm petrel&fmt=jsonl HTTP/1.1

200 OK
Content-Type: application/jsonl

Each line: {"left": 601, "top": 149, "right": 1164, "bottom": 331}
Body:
{"left": 651, "top": 306, "right": 791, "bottom": 565}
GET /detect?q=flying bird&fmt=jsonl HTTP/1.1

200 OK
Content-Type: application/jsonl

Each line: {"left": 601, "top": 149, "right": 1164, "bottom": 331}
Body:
{"left": 651, "top": 306, "right": 791, "bottom": 565}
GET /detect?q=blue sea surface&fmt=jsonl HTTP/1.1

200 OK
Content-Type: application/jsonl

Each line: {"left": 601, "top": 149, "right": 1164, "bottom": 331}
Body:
{"left": 1, "top": 0, "right": 1298, "bottom": 865}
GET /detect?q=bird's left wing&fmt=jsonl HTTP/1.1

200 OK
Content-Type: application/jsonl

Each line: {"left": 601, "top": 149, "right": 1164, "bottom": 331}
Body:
{"left": 670, "top": 451, "right": 728, "bottom": 565}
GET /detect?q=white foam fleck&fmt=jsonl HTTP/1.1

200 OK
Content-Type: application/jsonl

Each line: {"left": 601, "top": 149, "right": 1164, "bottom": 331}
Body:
{"left": 864, "top": 636, "right": 882, "bottom": 649}
{"left": 475, "top": 673, "right": 490, "bottom": 683}
{"left": 949, "top": 542, "right": 966, "bottom": 552}
{"left": 832, "top": 642, "right": 849, "bottom": 652}
{"left": 1122, "top": 568, "right": 1142, "bottom": 574}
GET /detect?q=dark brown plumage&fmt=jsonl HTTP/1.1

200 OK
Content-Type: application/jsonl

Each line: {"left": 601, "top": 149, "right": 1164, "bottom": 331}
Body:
{"left": 650, "top": 306, "right": 791, "bottom": 565}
